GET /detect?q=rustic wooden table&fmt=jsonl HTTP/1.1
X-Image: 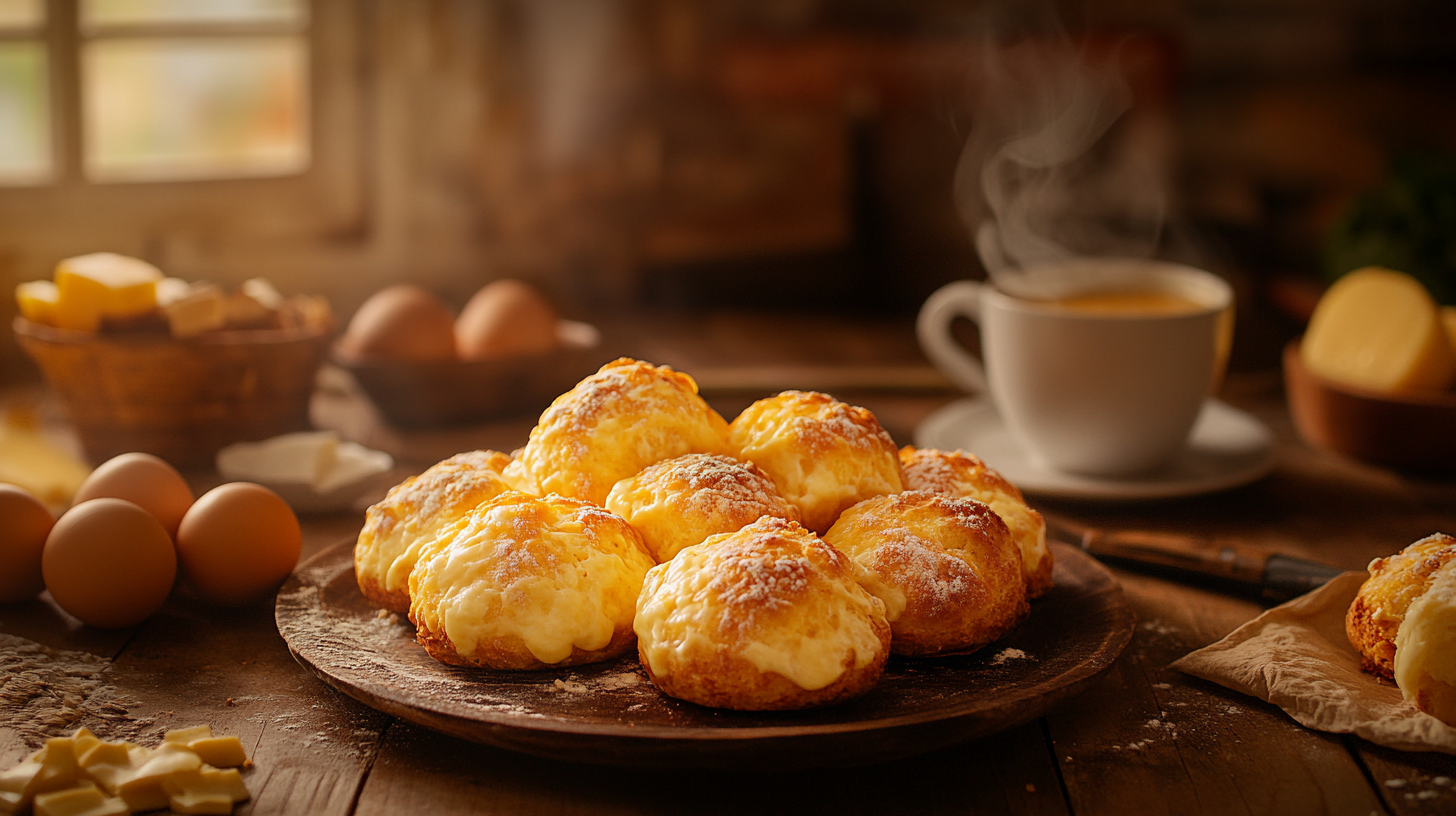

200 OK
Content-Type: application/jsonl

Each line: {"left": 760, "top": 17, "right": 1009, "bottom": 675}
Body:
{"left": 3, "top": 311, "right": 1455, "bottom": 815}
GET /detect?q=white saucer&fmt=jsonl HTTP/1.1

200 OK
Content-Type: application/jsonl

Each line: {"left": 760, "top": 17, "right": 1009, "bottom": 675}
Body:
{"left": 914, "top": 398, "right": 1276, "bottom": 501}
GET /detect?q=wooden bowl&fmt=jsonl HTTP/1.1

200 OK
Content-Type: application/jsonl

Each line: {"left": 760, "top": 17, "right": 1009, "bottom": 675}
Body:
{"left": 1283, "top": 340, "right": 1456, "bottom": 474}
{"left": 14, "top": 317, "right": 333, "bottom": 470}
{"left": 335, "top": 320, "right": 607, "bottom": 428}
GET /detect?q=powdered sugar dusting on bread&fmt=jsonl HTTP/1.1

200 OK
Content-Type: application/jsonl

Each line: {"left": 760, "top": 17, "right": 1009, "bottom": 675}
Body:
{"left": 654, "top": 454, "right": 793, "bottom": 521}
{"left": 865, "top": 526, "right": 973, "bottom": 617}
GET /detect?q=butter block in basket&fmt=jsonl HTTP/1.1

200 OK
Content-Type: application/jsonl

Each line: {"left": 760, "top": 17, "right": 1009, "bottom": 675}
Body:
{"left": 14, "top": 253, "right": 337, "bottom": 468}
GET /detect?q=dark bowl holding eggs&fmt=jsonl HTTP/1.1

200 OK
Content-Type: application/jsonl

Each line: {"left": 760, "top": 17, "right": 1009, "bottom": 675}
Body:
{"left": 336, "top": 320, "right": 606, "bottom": 427}
{"left": 332, "top": 281, "right": 608, "bottom": 428}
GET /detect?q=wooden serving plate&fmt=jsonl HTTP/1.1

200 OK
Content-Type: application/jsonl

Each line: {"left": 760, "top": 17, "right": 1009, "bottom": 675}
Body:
{"left": 276, "top": 539, "right": 1133, "bottom": 770}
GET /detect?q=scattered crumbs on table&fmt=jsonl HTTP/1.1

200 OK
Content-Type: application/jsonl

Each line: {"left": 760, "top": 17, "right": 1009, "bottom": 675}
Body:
{"left": 0, "top": 632, "right": 159, "bottom": 750}
{"left": 989, "top": 648, "right": 1032, "bottom": 665}
{"left": 1435, "top": 777, "right": 1452, "bottom": 786}
{"left": 1386, "top": 779, "right": 1408, "bottom": 788}
{"left": 1153, "top": 682, "right": 1172, "bottom": 690}
{"left": 1140, "top": 620, "right": 1179, "bottom": 636}
{"left": 1417, "top": 790, "right": 1439, "bottom": 800}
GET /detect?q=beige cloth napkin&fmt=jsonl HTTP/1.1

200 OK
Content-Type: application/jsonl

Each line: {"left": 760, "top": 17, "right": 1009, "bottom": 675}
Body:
{"left": 1171, "top": 571, "right": 1456, "bottom": 754}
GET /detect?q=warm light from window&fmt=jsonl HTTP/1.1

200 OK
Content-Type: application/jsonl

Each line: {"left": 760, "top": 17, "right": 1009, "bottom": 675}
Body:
{"left": 0, "top": 0, "right": 43, "bottom": 32}
{"left": 81, "top": 0, "right": 305, "bottom": 28}
{"left": 0, "top": 41, "right": 50, "bottom": 183}
{"left": 83, "top": 36, "right": 308, "bottom": 182}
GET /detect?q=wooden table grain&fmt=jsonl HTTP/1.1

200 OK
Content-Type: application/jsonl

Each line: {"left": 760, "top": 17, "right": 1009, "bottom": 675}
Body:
{"left": 3, "top": 311, "right": 1455, "bottom": 815}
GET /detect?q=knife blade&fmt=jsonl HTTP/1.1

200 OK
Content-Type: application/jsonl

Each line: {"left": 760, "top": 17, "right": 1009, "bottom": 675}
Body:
{"left": 1044, "top": 515, "right": 1349, "bottom": 602}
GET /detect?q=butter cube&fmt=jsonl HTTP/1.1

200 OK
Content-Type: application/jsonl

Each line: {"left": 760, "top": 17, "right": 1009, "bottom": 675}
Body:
{"left": 163, "top": 767, "right": 250, "bottom": 815}
{"left": 241, "top": 278, "right": 284, "bottom": 310}
{"left": 53, "top": 252, "right": 163, "bottom": 332}
{"left": 0, "top": 738, "right": 79, "bottom": 815}
{"left": 33, "top": 781, "right": 127, "bottom": 816}
{"left": 1302, "top": 267, "right": 1456, "bottom": 393}
{"left": 217, "top": 431, "right": 339, "bottom": 488}
{"left": 163, "top": 725, "right": 215, "bottom": 745}
{"left": 186, "top": 738, "right": 248, "bottom": 769}
{"left": 75, "top": 742, "right": 134, "bottom": 794}
{"left": 223, "top": 289, "right": 273, "bottom": 327}
{"left": 15, "top": 280, "right": 60, "bottom": 325}
{"left": 155, "top": 276, "right": 192, "bottom": 306}
{"left": 164, "top": 284, "right": 227, "bottom": 338}
{"left": 116, "top": 743, "right": 200, "bottom": 812}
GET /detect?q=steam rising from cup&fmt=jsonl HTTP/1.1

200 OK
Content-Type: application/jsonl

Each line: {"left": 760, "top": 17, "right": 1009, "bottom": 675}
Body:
{"left": 955, "top": 31, "right": 1171, "bottom": 300}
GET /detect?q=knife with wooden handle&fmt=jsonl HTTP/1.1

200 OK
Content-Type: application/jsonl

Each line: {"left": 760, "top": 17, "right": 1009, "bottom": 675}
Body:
{"left": 1044, "top": 516, "right": 1350, "bottom": 602}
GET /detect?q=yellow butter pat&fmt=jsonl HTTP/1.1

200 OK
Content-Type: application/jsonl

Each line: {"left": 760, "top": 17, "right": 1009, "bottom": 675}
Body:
{"left": 163, "top": 726, "right": 215, "bottom": 745}
{"left": 15, "top": 280, "right": 60, "bottom": 325}
{"left": 164, "top": 725, "right": 247, "bottom": 768}
{"left": 33, "top": 781, "right": 127, "bottom": 816}
{"left": 164, "top": 284, "right": 227, "bottom": 338}
{"left": 1301, "top": 267, "right": 1456, "bottom": 393}
{"left": 163, "top": 767, "right": 250, "bottom": 815}
{"left": 53, "top": 252, "right": 163, "bottom": 332}
{"left": 187, "top": 738, "right": 248, "bottom": 769}
{"left": 116, "top": 743, "right": 201, "bottom": 812}
{"left": 0, "top": 738, "right": 79, "bottom": 816}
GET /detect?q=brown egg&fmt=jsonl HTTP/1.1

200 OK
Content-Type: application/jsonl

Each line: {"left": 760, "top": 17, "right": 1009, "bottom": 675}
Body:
{"left": 73, "top": 452, "right": 194, "bottom": 539}
{"left": 0, "top": 484, "right": 56, "bottom": 603}
{"left": 43, "top": 498, "right": 177, "bottom": 628}
{"left": 176, "top": 482, "right": 302, "bottom": 606}
{"left": 336, "top": 284, "right": 457, "bottom": 361}
{"left": 455, "top": 279, "right": 559, "bottom": 360}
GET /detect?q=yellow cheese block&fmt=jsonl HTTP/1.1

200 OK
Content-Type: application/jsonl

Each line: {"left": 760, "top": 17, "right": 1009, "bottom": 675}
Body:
{"left": 53, "top": 252, "right": 163, "bottom": 332}
{"left": 1301, "top": 267, "right": 1456, "bottom": 393}
{"left": 15, "top": 280, "right": 60, "bottom": 326}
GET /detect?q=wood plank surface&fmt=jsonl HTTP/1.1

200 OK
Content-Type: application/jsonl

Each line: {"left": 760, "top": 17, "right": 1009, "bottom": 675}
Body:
{"left": 1047, "top": 571, "right": 1387, "bottom": 816}
{"left": 354, "top": 718, "right": 1069, "bottom": 816}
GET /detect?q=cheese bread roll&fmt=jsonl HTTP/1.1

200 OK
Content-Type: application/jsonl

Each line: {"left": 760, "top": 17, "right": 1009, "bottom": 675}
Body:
{"left": 354, "top": 450, "right": 514, "bottom": 614}
{"left": 899, "top": 446, "right": 1053, "bottom": 598}
{"left": 503, "top": 358, "right": 731, "bottom": 506}
{"left": 409, "top": 491, "right": 654, "bottom": 669}
{"left": 1395, "top": 559, "right": 1456, "bottom": 726}
{"left": 605, "top": 453, "right": 799, "bottom": 563}
{"left": 825, "top": 491, "right": 1027, "bottom": 657}
{"left": 1348, "top": 533, "right": 1456, "bottom": 678}
{"left": 728, "top": 391, "right": 903, "bottom": 534}
{"left": 635, "top": 516, "right": 890, "bottom": 710}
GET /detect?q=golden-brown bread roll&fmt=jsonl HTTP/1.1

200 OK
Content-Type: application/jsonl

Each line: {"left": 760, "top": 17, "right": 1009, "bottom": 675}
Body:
{"left": 824, "top": 491, "right": 1028, "bottom": 657}
{"left": 409, "top": 491, "right": 655, "bottom": 669}
{"left": 503, "top": 358, "right": 731, "bottom": 506}
{"left": 899, "top": 446, "right": 1053, "bottom": 598}
{"left": 1394, "top": 558, "right": 1456, "bottom": 726}
{"left": 634, "top": 516, "right": 890, "bottom": 710}
{"left": 727, "top": 391, "right": 903, "bottom": 534}
{"left": 604, "top": 453, "right": 800, "bottom": 563}
{"left": 1348, "top": 533, "right": 1456, "bottom": 678}
{"left": 354, "top": 450, "right": 514, "bottom": 614}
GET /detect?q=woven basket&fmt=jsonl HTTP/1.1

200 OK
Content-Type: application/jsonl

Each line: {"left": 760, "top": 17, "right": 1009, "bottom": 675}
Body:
{"left": 14, "top": 317, "right": 332, "bottom": 469}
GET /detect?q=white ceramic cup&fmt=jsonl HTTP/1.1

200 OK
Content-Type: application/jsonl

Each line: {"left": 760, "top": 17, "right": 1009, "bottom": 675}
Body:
{"left": 917, "top": 258, "right": 1234, "bottom": 477}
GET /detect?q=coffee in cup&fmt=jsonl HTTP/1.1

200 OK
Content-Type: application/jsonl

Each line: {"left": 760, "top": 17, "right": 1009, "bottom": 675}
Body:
{"left": 917, "top": 258, "right": 1233, "bottom": 477}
